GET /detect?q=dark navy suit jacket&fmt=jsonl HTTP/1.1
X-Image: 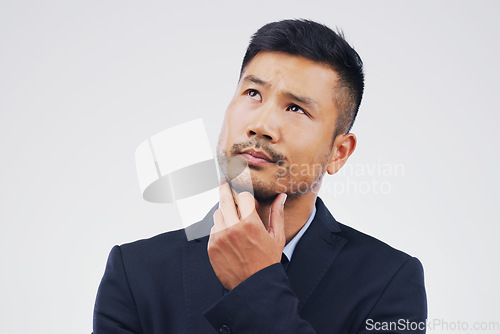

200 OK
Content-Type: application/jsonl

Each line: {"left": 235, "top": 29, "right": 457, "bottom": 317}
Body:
{"left": 93, "top": 197, "right": 427, "bottom": 333}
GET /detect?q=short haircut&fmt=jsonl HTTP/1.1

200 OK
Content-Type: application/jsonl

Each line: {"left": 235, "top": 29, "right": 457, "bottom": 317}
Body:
{"left": 240, "top": 19, "right": 364, "bottom": 138}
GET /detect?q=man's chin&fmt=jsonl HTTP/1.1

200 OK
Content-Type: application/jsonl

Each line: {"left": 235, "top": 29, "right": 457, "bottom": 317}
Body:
{"left": 225, "top": 174, "right": 277, "bottom": 201}
{"left": 248, "top": 178, "right": 284, "bottom": 204}
{"left": 253, "top": 191, "right": 281, "bottom": 205}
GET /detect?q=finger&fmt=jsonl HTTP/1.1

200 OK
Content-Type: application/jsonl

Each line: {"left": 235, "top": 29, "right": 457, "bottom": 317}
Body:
{"left": 208, "top": 220, "right": 219, "bottom": 251}
{"left": 236, "top": 191, "right": 256, "bottom": 220}
{"left": 268, "top": 193, "right": 287, "bottom": 244}
{"left": 219, "top": 182, "right": 240, "bottom": 226}
{"left": 208, "top": 225, "right": 216, "bottom": 251}
{"left": 212, "top": 208, "right": 226, "bottom": 234}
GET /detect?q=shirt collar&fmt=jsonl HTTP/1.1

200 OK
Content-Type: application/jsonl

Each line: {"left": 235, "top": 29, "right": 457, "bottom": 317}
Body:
{"left": 282, "top": 205, "right": 317, "bottom": 262}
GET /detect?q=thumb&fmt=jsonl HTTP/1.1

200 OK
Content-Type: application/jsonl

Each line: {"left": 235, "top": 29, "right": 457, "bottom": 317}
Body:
{"left": 268, "top": 193, "right": 287, "bottom": 244}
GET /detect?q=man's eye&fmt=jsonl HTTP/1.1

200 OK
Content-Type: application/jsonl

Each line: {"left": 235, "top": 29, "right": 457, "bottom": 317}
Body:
{"left": 246, "top": 89, "right": 261, "bottom": 101}
{"left": 287, "top": 104, "right": 306, "bottom": 114}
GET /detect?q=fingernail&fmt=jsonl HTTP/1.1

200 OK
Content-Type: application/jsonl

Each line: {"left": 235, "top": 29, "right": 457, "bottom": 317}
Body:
{"left": 282, "top": 193, "right": 287, "bottom": 209}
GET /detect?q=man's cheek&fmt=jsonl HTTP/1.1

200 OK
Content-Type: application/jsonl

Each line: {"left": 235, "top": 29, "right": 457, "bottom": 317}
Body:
{"left": 276, "top": 177, "right": 288, "bottom": 193}
{"left": 276, "top": 161, "right": 287, "bottom": 177}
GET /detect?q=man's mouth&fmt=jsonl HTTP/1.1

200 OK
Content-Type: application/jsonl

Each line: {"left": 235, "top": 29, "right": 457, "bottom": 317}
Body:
{"left": 240, "top": 148, "right": 275, "bottom": 165}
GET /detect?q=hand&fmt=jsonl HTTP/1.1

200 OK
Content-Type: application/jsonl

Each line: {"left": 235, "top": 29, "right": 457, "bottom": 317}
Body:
{"left": 207, "top": 182, "right": 287, "bottom": 290}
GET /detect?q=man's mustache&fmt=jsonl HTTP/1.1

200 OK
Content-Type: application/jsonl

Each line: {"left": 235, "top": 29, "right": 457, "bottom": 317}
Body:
{"left": 230, "top": 139, "right": 286, "bottom": 163}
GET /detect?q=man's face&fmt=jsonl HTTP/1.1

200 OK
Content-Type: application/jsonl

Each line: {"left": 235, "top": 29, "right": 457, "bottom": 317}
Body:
{"left": 217, "top": 51, "right": 340, "bottom": 203}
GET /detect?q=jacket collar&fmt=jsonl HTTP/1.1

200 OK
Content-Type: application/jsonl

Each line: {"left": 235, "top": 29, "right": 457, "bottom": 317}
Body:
{"left": 181, "top": 196, "right": 347, "bottom": 328}
{"left": 286, "top": 197, "right": 347, "bottom": 310}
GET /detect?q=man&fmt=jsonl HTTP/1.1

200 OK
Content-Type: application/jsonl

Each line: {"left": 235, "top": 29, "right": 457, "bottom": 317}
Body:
{"left": 93, "top": 19, "right": 427, "bottom": 333}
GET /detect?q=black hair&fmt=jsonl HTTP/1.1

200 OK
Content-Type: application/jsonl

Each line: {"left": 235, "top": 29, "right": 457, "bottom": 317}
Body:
{"left": 240, "top": 19, "right": 364, "bottom": 138}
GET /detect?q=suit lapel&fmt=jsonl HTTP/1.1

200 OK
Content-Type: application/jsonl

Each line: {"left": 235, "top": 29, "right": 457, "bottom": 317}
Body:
{"left": 180, "top": 197, "right": 346, "bottom": 329}
{"left": 286, "top": 197, "right": 347, "bottom": 311}
{"left": 182, "top": 205, "right": 225, "bottom": 333}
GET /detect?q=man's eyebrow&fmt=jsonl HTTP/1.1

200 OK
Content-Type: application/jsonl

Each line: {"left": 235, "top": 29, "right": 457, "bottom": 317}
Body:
{"left": 242, "top": 74, "right": 318, "bottom": 108}
{"left": 241, "top": 75, "right": 270, "bottom": 87}
{"left": 285, "top": 92, "right": 318, "bottom": 108}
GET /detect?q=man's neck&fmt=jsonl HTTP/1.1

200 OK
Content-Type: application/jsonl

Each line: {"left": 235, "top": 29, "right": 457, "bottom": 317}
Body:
{"left": 256, "top": 192, "right": 317, "bottom": 244}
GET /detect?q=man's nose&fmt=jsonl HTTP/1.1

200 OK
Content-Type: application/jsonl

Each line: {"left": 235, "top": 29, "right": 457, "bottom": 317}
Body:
{"left": 245, "top": 103, "right": 280, "bottom": 143}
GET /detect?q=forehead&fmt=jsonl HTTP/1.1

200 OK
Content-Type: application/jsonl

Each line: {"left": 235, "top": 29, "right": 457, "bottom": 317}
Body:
{"left": 240, "top": 51, "right": 339, "bottom": 104}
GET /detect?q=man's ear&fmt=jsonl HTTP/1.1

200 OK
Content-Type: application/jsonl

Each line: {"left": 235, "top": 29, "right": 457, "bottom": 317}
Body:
{"left": 326, "top": 133, "right": 357, "bottom": 175}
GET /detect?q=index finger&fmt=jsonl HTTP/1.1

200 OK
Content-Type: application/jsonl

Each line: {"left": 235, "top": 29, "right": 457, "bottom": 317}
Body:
{"left": 219, "top": 181, "right": 240, "bottom": 227}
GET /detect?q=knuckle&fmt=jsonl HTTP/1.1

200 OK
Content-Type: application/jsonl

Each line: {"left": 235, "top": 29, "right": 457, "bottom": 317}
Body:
{"left": 207, "top": 242, "right": 215, "bottom": 255}
{"left": 209, "top": 237, "right": 223, "bottom": 250}
{"left": 242, "top": 219, "right": 258, "bottom": 233}
{"left": 240, "top": 216, "right": 251, "bottom": 226}
{"left": 212, "top": 208, "right": 220, "bottom": 219}
{"left": 237, "top": 191, "right": 254, "bottom": 204}
{"left": 225, "top": 226, "right": 239, "bottom": 240}
{"left": 237, "top": 191, "right": 250, "bottom": 200}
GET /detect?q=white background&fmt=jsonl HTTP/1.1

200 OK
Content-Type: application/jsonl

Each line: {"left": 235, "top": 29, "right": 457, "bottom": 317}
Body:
{"left": 1, "top": 1, "right": 499, "bottom": 333}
